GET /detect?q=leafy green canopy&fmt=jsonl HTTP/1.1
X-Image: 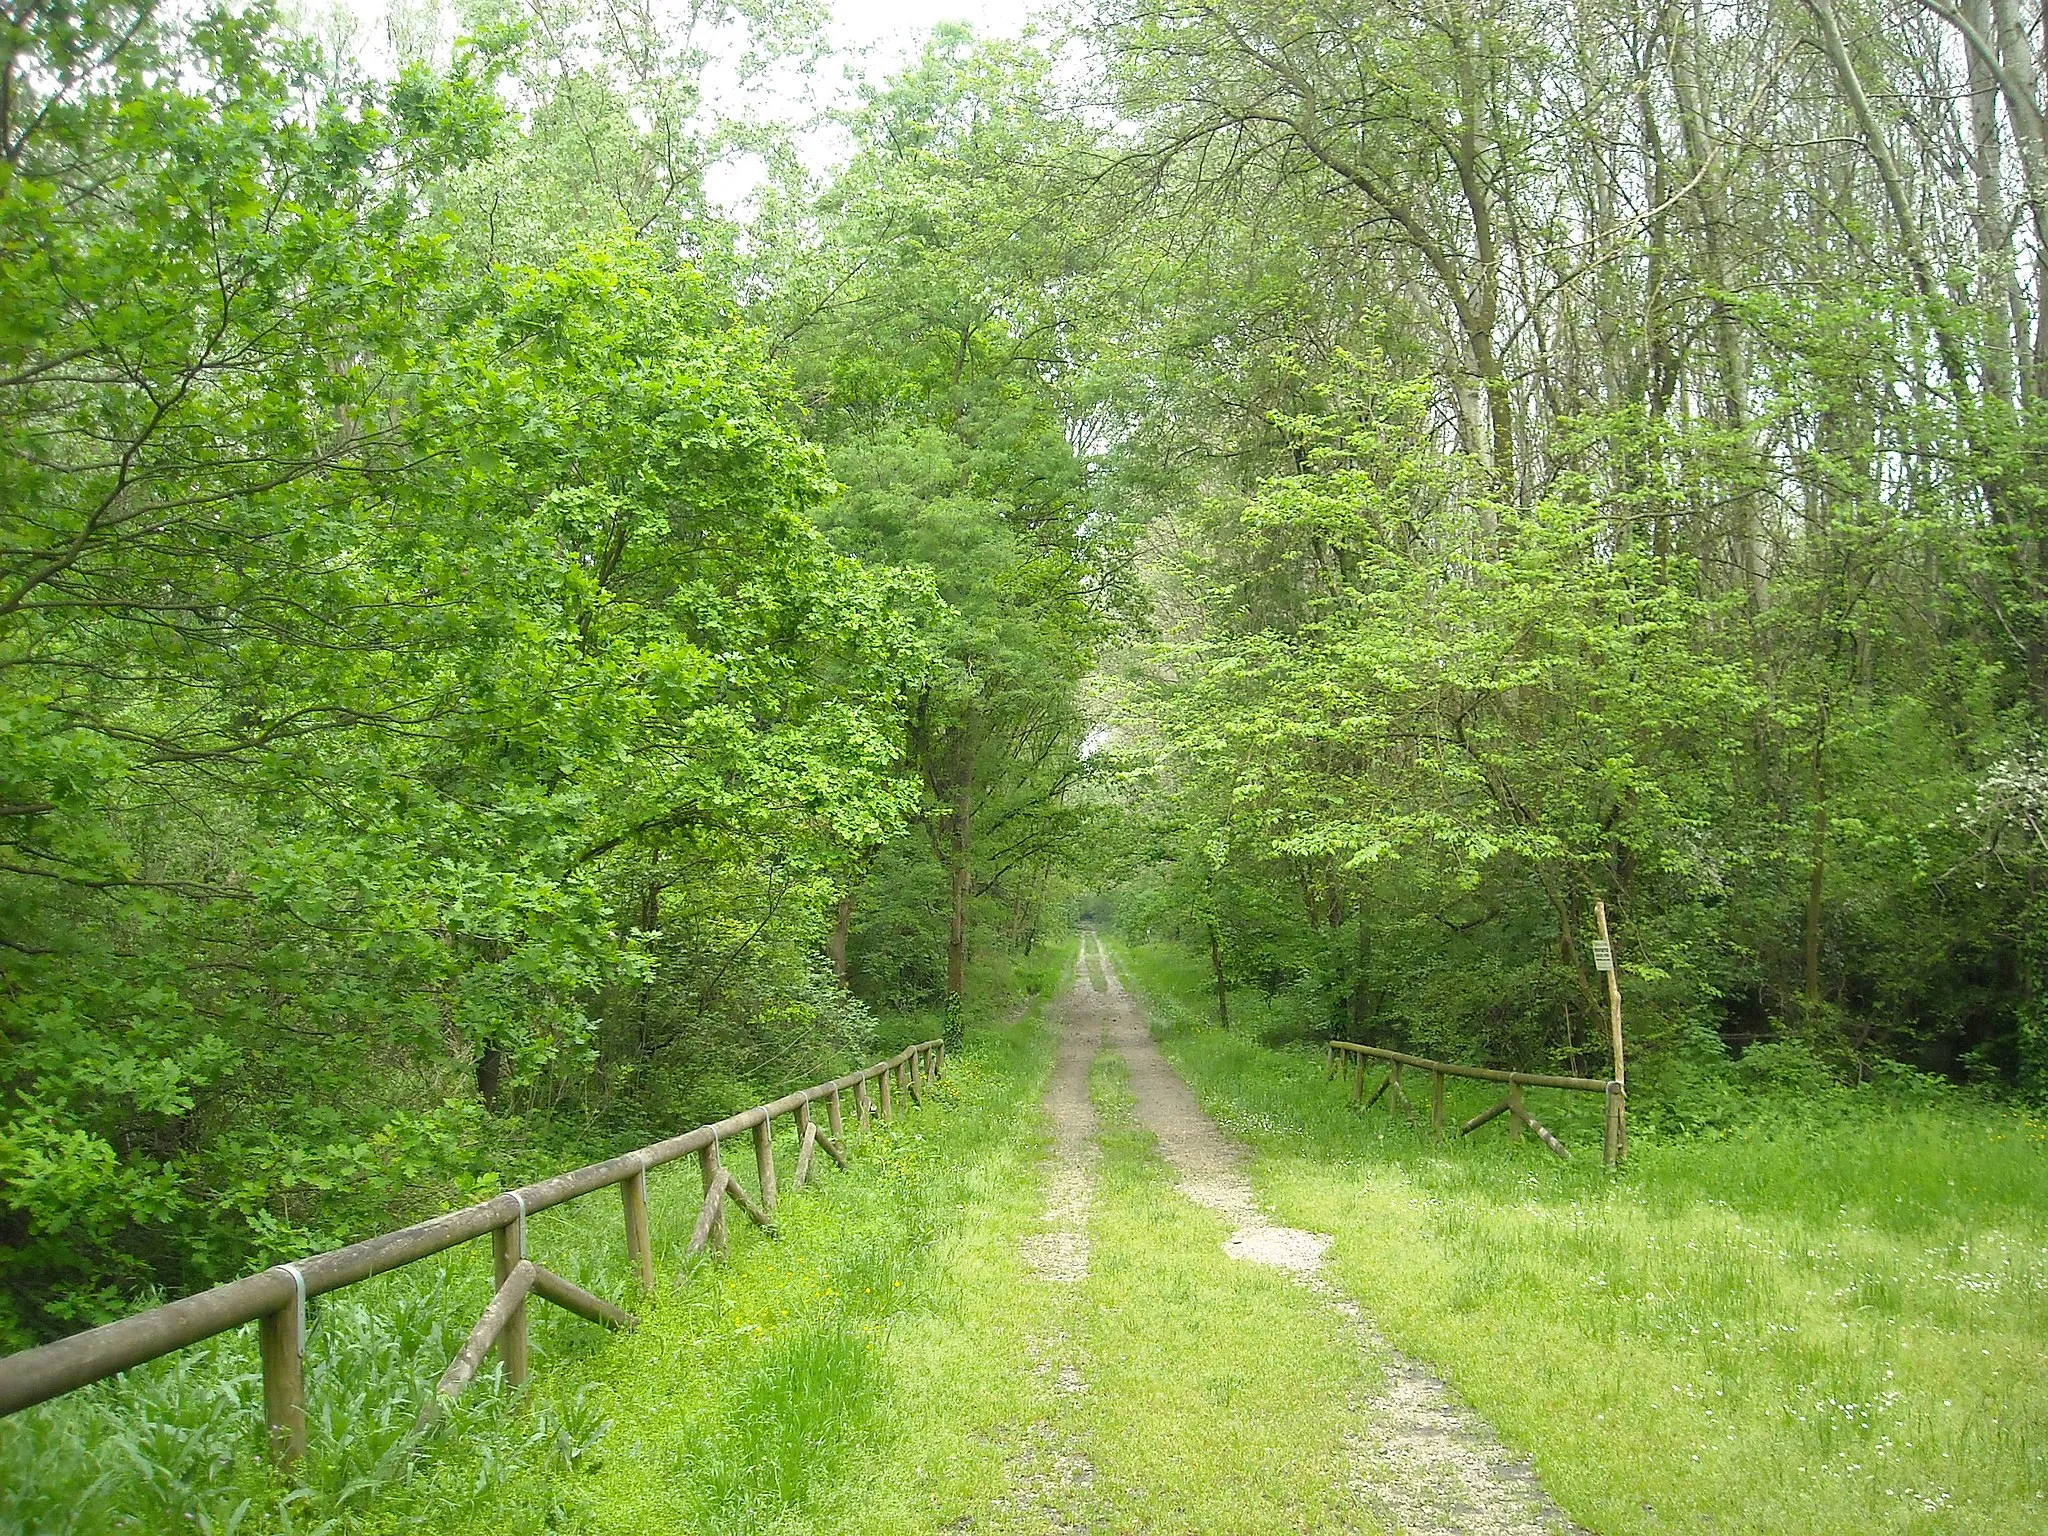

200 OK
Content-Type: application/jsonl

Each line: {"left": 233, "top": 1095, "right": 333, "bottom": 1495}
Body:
{"left": 760, "top": 30, "right": 1125, "bottom": 1010}
{"left": 0, "top": 3, "right": 927, "bottom": 1342}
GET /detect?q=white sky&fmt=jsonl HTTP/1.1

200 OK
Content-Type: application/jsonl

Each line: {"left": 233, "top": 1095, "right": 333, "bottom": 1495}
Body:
{"left": 325, "top": 0, "right": 1045, "bottom": 205}
{"left": 331, "top": 0, "right": 1039, "bottom": 91}
{"left": 747, "top": 0, "right": 1046, "bottom": 198}
{"left": 827, "top": 0, "right": 1035, "bottom": 64}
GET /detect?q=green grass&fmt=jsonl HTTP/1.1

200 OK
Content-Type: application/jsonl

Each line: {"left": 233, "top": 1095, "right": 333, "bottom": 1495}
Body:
{"left": 1109, "top": 936, "right": 2048, "bottom": 1536}
{"left": 819, "top": 954, "right": 1390, "bottom": 1534}
{"left": 27, "top": 924, "right": 2038, "bottom": 1534}
{"left": 1062, "top": 1049, "right": 1386, "bottom": 1533}
{"left": 0, "top": 942, "right": 1074, "bottom": 1534}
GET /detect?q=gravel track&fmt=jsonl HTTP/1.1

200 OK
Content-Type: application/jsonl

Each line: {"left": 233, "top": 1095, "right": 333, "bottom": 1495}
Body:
{"left": 1058, "top": 928, "right": 1587, "bottom": 1536}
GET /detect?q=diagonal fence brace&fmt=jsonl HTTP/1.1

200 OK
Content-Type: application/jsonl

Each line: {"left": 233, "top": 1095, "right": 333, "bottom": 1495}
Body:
{"left": 423, "top": 1259, "right": 636, "bottom": 1422}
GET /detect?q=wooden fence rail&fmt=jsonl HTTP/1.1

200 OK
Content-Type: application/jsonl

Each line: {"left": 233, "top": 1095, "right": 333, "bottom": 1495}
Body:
{"left": 0, "top": 1038, "right": 945, "bottom": 1465}
{"left": 1325, "top": 1041, "right": 1625, "bottom": 1166}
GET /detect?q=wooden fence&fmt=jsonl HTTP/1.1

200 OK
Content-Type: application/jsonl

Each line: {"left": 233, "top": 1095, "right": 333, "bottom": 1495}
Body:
{"left": 1327, "top": 1041, "right": 1625, "bottom": 1166}
{"left": 0, "top": 1038, "right": 945, "bottom": 1465}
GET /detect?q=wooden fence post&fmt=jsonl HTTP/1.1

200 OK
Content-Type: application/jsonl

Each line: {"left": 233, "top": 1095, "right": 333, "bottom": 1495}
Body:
{"left": 1350, "top": 1052, "right": 1366, "bottom": 1107}
{"left": 621, "top": 1168, "right": 654, "bottom": 1290}
{"left": 258, "top": 1277, "right": 305, "bottom": 1466}
{"left": 698, "top": 1140, "right": 727, "bottom": 1255}
{"left": 879, "top": 1065, "right": 893, "bottom": 1120}
{"left": 1507, "top": 1081, "right": 1526, "bottom": 1144}
{"left": 792, "top": 1099, "right": 813, "bottom": 1188}
{"left": 829, "top": 1086, "right": 845, "bottom": 1139}
{"left": 1595, "top": 899, "right": 1626, "bottom": 1160}
{"left": 753, "top": 1117, "right": 777, "bottom": 1216}
{"left": 492, "top": 1202, "right": 529, "bottom": 1385}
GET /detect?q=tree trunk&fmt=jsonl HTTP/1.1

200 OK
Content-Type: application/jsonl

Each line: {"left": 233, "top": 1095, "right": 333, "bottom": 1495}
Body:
{"left": 1666, "top": 0, "right": 1765, "bottom": 607}
{"left": 1350, "top": 913, "right": 1372, "bottom": 1036}
{"left": 1207, "top": 919, "right": 1229, "bottom": 1029}
{"left": 1965, "top": 0, "right": 2019, "bottom": 404}
{"left": 1805, "top": 712, "right": 1829, "bottom": 1004}
{"left": 829, "top": 890, "right": 853, "bottom": 983}
{"left": 476, "top": 1041, "right": 503, "bottom": 1112}
{"left": 1804, "top": 806, "right": 1827, "bottom": 1005}
{"left": 947, "top": 759, "right": 972, "bottom": 1002}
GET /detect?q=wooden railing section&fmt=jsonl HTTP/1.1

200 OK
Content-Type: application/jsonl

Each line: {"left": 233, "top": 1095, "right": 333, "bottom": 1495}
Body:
{"left": 1326, "top": 1042, "right": 1625, "bottom": 1166}
{"left": 0, "top": 1038, "right": 945, "bottom": 1464}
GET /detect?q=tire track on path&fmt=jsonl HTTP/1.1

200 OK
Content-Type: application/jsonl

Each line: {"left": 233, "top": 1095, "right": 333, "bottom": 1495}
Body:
{"left": 1087, "top": 929, "right": 1587, "bottom": 1536}
{"left": 1003, "top": 941, "right": 1104, "bottom": 1532}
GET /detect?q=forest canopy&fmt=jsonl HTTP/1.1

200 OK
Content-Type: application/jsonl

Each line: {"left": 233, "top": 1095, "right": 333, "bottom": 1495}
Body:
{"left": 6, "top": 0, "right": 2048, "bottom": 1346}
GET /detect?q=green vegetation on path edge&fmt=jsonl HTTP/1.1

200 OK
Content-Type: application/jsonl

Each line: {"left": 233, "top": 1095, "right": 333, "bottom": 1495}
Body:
{"left": 0, "top": 938, "right": 1390, "bottom": 1534}
{"left": 1109, "top": 938, "right": 2048, "bottom": 1536}
{"left": 10, "top": 932, "right": 2048, "bottom": 1532}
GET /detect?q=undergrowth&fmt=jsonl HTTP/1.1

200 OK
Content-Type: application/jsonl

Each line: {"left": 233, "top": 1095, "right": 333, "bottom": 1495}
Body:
{"left": 0, "top": 940, "right": 1070, "bottom": 1533}
{"left": 1110, "top": 935, "right": 2048, "bottom": 1536}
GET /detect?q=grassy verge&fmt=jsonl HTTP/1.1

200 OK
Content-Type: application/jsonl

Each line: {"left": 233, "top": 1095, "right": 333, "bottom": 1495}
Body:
{"left": 0, "top": 941, "right": 1072, "bottom": 1534}
{"left": 1061, "top": 1049, "right": 1387, "bottom": 1533}
{"left": 403, "top": 999, "right": 1061, "bottom": 1536}
{"left": 826, "top": 944, "right": 1389, "bottom": 1534}
{"left": 1110, "top": 936, "right": 2048, "bottom": 1536}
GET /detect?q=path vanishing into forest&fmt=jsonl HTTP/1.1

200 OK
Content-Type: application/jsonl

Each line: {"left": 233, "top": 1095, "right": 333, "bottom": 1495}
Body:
{"left": 1031, "top": 930, "right": 1583, "bottom": 1536}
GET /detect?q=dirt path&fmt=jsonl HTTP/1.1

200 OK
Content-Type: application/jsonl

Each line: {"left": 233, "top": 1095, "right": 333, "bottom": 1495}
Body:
{"left": 1002, "top": 942, "right": 1106, "bottom": 1531}
{"left": 1060, "top": 928, "right": 1585, "bottom": 1536}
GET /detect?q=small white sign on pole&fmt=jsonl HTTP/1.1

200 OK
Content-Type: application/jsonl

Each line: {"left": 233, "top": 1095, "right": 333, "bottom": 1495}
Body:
{"left": 1590, "top": 939, "right": 1614, "bottom": 973}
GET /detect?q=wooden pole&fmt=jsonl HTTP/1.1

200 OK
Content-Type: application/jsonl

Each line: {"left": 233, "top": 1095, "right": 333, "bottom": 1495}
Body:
{"left": 621, "top": 1168, "right": 654, "bottom": 1291}
{"left": 686, "top": 1173, "right": 729, "bottom": 1259}
{"left": 879, "top": 1065, "right": 893, "bottom": 1120}
{"left": 430, "top": 1262, "right": 538, "bottom": 1409}
{"left": 1505, "top": 1099, "right": 1571, "bottom": 1159}
{"left": 793, "top": 1100, "right": 820, "bottom": 1188}
{"left": 1595, "top": 898, "right": 1627, "bottom": 1162}
{"left": 492, "top": 1205, "right": 529, "bottom": 1385}
{"left": 794, "top": 1123, "right": 818, "bottom": 1189}
{"left": 828, "top": 1087, "right": 844, "bottom": 1140}
{"left": 1595, "top": 899, "right": 1625, "bottom": 1086}
{"left": 1461, "top": 1095, "right": 1513, "bottom": 1134}
{"left": 697, "top": 1140, "right": 726, "bottom": 1255}
{"left": 753, "top": 1117, "right": 777, "bottom": 1216}
{"left": 1507, "top": 1080, "right": 1526, "bottom": 1143}
{"left": 257, "top": 1288, "right": 305, "bottom": 1466}
{"left": 1350, "top": 1053, "right": 1366, "bottom": 1106}
{"left": 1603, "top": 1082, "right": 1623, "bottom": 1168}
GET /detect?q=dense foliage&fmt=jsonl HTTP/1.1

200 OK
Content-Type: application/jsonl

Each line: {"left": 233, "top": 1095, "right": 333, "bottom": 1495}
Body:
{"left": 0, "top": 3, "right": 1107, "bottom": 1345}
{"left": 7, "top": 0, "right": 2048, "bottom": 1354}
{"left": 1086, "top": 0, "right": 2048, "bottom": 1103}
